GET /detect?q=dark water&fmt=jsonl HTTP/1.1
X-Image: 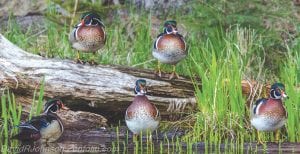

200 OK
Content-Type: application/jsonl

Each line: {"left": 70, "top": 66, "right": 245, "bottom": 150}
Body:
{"left": 1, "top": 128, "right": 300, "bottom": 153}
{"left": 2, "top": 137, "right": 300, "bottom": 154}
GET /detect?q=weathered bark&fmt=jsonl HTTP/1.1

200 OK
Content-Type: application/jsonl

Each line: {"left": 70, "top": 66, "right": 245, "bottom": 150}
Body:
{"left": 0, "top": 34, "right": 196, "bottom": 125}
{"left": 0, "top": 34, "right": 275, "bottom": 127}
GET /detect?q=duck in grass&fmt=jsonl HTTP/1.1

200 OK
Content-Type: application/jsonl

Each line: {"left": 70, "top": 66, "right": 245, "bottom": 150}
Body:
{"left": 125, "top": 79, "right": 160, "bottom": 139}
{"left": 12, "top": 99, "right": 68, "bottom": 142}
{"left": 250, "top": 83, "right": 288, "bottom": 144}
{"left": 152, "top": 20, "right": 187, "bottom": 80}
{"left": 69, "top": 12, "right": 106, "bottom": 65}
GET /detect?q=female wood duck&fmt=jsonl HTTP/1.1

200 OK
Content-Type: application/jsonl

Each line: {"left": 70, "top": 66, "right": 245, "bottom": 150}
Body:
{"left": 152, "top": 20, "right": 187, "bottom": 79}
{"left": 125, "top": 79, "right": 160, "bottom": 138}
{"left": 250, "top": 83, "right": 288, "bottom": 144}
{"left": 69, "top": 12, "right": 106, "bottom": 65}
{"left": 12, "top": 99, "right": 68, "bottom": 142}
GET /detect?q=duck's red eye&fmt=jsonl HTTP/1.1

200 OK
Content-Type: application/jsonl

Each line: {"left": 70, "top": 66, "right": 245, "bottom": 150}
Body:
{"left": 57, "top": 101, "right": 61, "bottom": 105}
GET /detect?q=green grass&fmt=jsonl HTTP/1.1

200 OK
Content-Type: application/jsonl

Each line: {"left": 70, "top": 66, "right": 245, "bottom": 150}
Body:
{"left": 184, "top": 24, "right": 300, "bottom": 144}
{"left": 0, "top": 81, "right": 45, "bottom": 153}
{"left": 0, "top": 90, "right": 21, "bottom": 154}
{"left": 280, "top": 45, "right": 300, "bottom": 142}
{"left": 29, "top": 78, "right": 46, "bottom": 119}
{"left": 1, "top": 90, "right": 22, "bottom": 138}
{"left": 1, "top": 0, "right": 300, "bottom": 153}
{"left": 1, "top": 0, "right": 295, "bottom": 76}
{"left": 0, "top": 79, "right": 46, "bottom": 136}
{"left": 185, "top": 27, "right": 258, "bottom": 143}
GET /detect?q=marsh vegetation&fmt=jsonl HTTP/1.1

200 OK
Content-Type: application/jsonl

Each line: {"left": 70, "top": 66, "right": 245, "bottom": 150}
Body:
{"left": 0, "top": 0, "right": 300, "bottom": 153}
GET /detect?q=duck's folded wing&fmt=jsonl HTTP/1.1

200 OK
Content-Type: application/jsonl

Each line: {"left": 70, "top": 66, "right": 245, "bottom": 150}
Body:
{"left": 11, "top": 123, "right": 41, "bottom": 141}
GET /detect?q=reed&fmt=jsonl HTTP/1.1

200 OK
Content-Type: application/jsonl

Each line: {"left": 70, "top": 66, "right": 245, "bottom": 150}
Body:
{"left": 0, "top": 0, "right": 299, "bottom": 153}
{"left": 1, "top": 90, "right": 22, "bottom": 138}
{"left": 280, "top": 45, "right": 300, "bottom": 142}
{"left": 0, "top": 80, "right": 46, "bottom": 154}
{"left": 28, "top": 78, "right": 46, "bottom": 119}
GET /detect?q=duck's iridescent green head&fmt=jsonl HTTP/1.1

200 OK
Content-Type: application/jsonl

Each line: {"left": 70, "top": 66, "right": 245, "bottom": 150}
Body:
{"left": 270, "top": 82, "right": 288, "bottom": 99}
{"left": 163, "top": 20, "right": 177, "bottom": 34}
{"left": 80, "top": 12, "right": 105, "bottom": 27}
{"left": 134, "top": 79, "right": 147, "bottom": 95}
{"left": 44, "top": 99, "right": 68, "bottom": 113}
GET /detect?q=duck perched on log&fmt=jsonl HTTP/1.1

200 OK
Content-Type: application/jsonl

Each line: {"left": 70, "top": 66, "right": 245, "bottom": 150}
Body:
{"left": 152, "top": 20, "right": 187, "bottom": 79}
{"left": 69, "top": 12, "right": 106, "bottom": 65}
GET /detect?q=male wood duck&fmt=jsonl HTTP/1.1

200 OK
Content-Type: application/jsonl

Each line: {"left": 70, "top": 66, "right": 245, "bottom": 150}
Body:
{"left": 250, "top": 83, "right": 288, "bottom": 144}
{"left": 152, "top": 20, "right": 187, "bottom": 79}
{"left": 12, "top": 99, "right": 68, "bottom": 142}
{"left": 69, "top": 12, "right": 106, "bottom": 65}
{"left": 125, "top": 79, "right": 160, "bottom": 138}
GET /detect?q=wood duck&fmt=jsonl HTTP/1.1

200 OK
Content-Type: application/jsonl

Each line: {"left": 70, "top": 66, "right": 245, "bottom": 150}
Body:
{"left": 125, "top": 79, "right": 160, "bottom": 138}
{"left": 69, "top": 12, "right": 106, "bottom": 65}
{"left": 12, "top": 99, "right": 68, "bottom": 142}
{"left": 250, "top": 83, "right": 288, "bottom": 144}
{"left": 152, "top": 20, "right": 187, "bottom": 79}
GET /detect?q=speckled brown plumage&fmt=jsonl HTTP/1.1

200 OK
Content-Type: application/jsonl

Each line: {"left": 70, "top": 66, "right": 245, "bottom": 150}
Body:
{"left": 74, "top": 25, "right": 105, "bottom": 52}
{"left": 125, "top": 79, "right": 160, "bottom": 135}
{"left": 126, "top": 96, "right": 159, "bottom": 120}
{"left": 156, "top": 34, "right": 186, "bottom": 54}
{"left": 69, "top": 12, "right": 106, "bottom": 64}
{"left": 152, "top": 20, "right": 187, "bottom": 79}
{"left": 257, "top": 99, "right": 286, "bottom": 118}
{"left": 250, "top": 83, "right": 288, "bottom": 143}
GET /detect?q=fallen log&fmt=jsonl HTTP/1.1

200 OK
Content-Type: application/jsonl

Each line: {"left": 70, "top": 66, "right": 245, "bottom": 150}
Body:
{"left": 0, "top": 34, "right": 196, "bottom": 126}
{"left": 0, "top": 34, "right": 273, "bottom": 127}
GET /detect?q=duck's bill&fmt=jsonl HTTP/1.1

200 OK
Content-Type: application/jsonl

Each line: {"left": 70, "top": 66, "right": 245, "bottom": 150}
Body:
{"left": 61, "top": 103, "right": 70, "bottom": 110}
{"left": 282, "top": 92, "right": 289, "bottom": 99}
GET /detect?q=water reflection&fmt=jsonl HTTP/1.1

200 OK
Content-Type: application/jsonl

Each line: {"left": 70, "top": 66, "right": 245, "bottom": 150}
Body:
{"left": 1, "top": 141, "right": 61, "bottom": 154}
{"left": 2, "top": 137, "right": 300, "bottom": 153}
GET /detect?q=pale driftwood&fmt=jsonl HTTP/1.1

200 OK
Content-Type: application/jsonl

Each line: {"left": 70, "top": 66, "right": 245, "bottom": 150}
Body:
{"left": 0, "top": 34, "right": 196, "bottom": 125}
{"left": 0, "top": 34, "right": 278, "bottom": 128}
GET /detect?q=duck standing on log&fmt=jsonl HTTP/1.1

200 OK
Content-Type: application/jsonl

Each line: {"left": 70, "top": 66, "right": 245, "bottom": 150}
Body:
{"left": 152, "top": 20, "right": 187, "bottom": 79}
{"left": 69, "top": 12, "right": 106, "bottom": 65}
